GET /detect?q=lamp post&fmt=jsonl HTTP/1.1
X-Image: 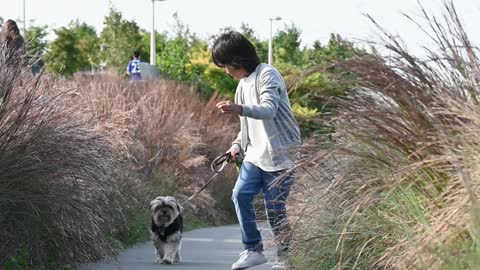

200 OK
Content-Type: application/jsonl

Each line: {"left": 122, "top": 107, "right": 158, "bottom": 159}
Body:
{"left": 23, "top": 0, "right": 26, "bottom": 35}
{"left": 150, "top": 0, "right": 166, "bottom": 65}
{"left": 268, "top": 16, "right": 282, "bottom": 65}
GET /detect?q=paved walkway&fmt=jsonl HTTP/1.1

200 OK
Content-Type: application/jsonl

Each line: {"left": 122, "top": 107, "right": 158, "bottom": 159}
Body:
{"left": 78, "top": 224, "right": 275, "bottom": 270}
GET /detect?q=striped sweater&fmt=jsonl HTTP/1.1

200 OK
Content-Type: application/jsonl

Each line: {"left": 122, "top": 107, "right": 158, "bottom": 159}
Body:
{"left": 232, "top": 63, "right": 301, "bottom": 172}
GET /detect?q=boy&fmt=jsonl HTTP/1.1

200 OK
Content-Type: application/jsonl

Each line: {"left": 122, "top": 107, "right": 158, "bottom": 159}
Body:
{"left": 127, "top": 50, "right": 142, "bottom": 81}
{"left": 213, "top": 31, "right": 301, "bottom": 270}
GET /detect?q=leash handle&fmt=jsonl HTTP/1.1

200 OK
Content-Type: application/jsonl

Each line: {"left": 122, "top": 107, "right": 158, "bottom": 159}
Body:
{"left": 211, "top": 152, "right": 234, "bottom": 173}
{"left": 183, "top": 153, "right": 234, "bottom": 204}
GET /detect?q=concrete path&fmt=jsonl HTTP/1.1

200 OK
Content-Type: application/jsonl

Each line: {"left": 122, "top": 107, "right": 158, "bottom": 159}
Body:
{"left": 78, "top": 224, "right": 275, "bottom": 270}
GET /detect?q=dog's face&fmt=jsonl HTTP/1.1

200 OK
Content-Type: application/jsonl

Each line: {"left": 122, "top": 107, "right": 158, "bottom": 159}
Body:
{"left": 149, "top": 196, "right": 183, "bottom": 227}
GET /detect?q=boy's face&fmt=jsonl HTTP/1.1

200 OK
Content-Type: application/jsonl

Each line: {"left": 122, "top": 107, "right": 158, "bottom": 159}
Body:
{"left": 224, "top": 65, "right": 248, "bottom": 80}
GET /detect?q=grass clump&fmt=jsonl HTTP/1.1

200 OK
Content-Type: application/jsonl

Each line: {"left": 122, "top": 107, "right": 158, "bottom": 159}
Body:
{"left": 291, "top": 2, "right": 480, "bottom": 269}
{"left": 0, "top": 49, "right": 133, "bottom": 268}
{"left": 0, "top": 46, "right": 237, "bottom": 268}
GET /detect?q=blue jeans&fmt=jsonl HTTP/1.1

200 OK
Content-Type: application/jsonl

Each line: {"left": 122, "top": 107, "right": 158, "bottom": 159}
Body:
{"left": 232, "top": 161, "right": 294, "bottom": 253}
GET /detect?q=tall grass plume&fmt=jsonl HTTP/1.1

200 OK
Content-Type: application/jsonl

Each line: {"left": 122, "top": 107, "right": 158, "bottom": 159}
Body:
{"left": 291, "top": 2, "right": 480, "bottom": 269}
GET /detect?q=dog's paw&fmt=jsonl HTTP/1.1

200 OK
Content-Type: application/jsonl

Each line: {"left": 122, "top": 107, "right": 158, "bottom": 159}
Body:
{"left": 161, "top": 258, "right": 174, "bottom": 264}
{"left": 174, "top": 252, "right": 182, "bottom": 262}
{"left": 155, "top": 257, "right": 163, "bottom": 264}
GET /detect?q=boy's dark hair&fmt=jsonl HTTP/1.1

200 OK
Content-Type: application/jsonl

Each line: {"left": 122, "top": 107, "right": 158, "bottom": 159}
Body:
{"left": 212, "top": 31, "right": 260, "bottom": 73}
{"left": 133, "top": 50, "right": 140, "bottom": 58}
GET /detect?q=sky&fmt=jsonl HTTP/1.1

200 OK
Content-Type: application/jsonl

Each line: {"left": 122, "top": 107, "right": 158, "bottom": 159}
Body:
{"left": 1, "top": 0, "right": 480, "bottom": 54}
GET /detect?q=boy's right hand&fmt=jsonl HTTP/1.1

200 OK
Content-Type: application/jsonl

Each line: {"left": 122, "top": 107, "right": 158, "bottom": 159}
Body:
{"left": 227, "top": 146, "right": 240, "bottom": 162}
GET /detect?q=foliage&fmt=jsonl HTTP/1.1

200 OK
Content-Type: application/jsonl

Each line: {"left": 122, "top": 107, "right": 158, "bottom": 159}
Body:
{"left": 183, "top": 216, "right": 210, "bottom": 232}
{"left": 1, "top": 58, "right": 237, "bottom": 269}
{"left": 273, "top": 23, "right": 304, "bottom": 66}
{"left": 291, "top": 103, "right": 319, "bottom": 118}
{"left": 24, "top": 24, "right": 48, "bottom": 61}
{"left": 186, "top": 40, "right": 237, "bottom": 98}
{"left": 36, "top": 10, "right": 357, "bottom": 121}
{"left": 202, "top": 67, "right": 237, "bottom": 98}
{"left": 99, "top": 8, "right": 143, "bottom": 73}
{"left": 157, "top": 13, "right": 198, "bottom": 81}
{"left": 273, "top": 33, "right": 358, "bottom": 136}
{"left": 306, "top": 34, "right": 356, "bottom": 65}
{"left": 138, "top": 30, "right": 167, "bottom": 65}
{"left": 73, "top": 21, "right": 100, "bottom": 71}
{"left": 45, "top": 21, "right": 99, "bottom": 76}
{"left": 291, "top": 2, "right": 480, "bottom": 269}
{"left": 0, "top": 47, "right": 133, "bottom": 269}
{"left": 153, "top": 13, "right": 239, "bottom": 98}
{"left": 240, "top": 23, "right": 268, "bottom": 63}
{"left": 0, "top": 8, "right": 367, "bottom": 269}
{"left": 157, "top": 36, "right": 190, "bottom": 80}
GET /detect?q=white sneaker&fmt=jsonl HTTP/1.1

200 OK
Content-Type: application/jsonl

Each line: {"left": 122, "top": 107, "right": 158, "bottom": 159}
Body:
{"left": 231, "top": 250, "right": 268, "bottom": 270}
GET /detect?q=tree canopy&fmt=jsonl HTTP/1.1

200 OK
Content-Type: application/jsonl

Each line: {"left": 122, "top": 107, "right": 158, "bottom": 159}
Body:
{"left": 45, "top": 21, "right": 99, "bottom": 76}
{"left": 99, "top": 8, "right": 143, "bottom": 73}
{"left": 21, "top": 9, "right": 360, "bottom": 127}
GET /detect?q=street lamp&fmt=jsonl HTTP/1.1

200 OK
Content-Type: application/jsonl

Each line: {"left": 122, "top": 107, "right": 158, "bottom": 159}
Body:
{"left": 268, "top": 16, "right": 282, "bottom": 65}
{"left": 23, "top": 0, "right": 26, "bottom": 35}
{"left": 150, "top": 0, "right": 166, "bottom": 65}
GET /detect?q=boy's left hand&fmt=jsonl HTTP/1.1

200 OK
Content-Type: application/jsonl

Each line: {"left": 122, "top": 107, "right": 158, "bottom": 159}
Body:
{"left": 216, "top": 101, "right": 243, "bottom": 115}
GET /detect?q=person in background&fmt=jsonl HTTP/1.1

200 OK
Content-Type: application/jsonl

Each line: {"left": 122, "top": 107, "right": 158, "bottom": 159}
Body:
{"left": 127, "top": 50, "right": 142, "bottom": 81}
{"left": 213, "top": 31, "right": 301, "bottom": 270}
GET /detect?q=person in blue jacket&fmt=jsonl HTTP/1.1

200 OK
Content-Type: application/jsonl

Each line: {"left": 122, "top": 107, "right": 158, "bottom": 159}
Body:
{"left": 127, "top": 50, "right": 142, "bottom": 81}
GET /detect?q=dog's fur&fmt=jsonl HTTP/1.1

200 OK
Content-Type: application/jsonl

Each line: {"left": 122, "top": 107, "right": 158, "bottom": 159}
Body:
{"left": 149, "top": 196, "right": 184, "bottom": 264}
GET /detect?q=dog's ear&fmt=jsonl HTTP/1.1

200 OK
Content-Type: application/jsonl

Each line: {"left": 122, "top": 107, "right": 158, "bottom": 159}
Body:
{"left": 149, "top": 199, "right": 158, "bottom": 212}
{"left": 177, "top": 203, "right": 184, "bottom": 214}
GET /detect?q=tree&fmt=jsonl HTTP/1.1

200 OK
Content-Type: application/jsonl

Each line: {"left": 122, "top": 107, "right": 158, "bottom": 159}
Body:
{"left": 45, "top": 21, "right": 99, "bottom": 76}
{"left": 24, "top": 24, "right": 49, "bottom": 74}
{"left": 157, "top": 13, "right": 195, "bottom": 80}
{"left": 138, "top": 30, "right": 167, "bottom": 65}
{"left": 99, "top": 8, "right": 143, "bottom": 73}
{"left": 208, "top": 24, "right": 268, "bottom": 63}
{"left": 186, "top": 39, "right": 238, "bottom": 98}
{"left": 157, "top": 36, "right": 189, "bottom": 80}
{"left": 25, "top": 24, "right": 48, "bottom": 61}
{"left": 74, "top": 21, "right": 100, "bottom": 71}
{"left": 273, "top": 23, "right": 303, "bottom": 66}
{"left": 240, "top": 23, "right": 268, "bottom": 63}
{"left": 306, "top": 34, "right": 355, "bottom": 65}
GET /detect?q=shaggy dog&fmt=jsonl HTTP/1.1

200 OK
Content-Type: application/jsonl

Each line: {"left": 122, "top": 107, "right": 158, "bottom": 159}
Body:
{"left": 149, "top": 196, "right": 184, "bottom": 264}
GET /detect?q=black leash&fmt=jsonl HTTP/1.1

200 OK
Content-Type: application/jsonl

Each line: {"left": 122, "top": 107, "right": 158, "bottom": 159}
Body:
{"left": 182, "top": 153, "right": 233, "bottom": 204}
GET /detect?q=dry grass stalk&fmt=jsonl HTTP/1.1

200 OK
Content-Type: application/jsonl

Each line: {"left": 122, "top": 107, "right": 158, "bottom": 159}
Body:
{"left": 0, "top": 52, "right": 131, "bottom": 267}
{"left": 0, "top": 50, "right": 238, "bottom": 268}
{"left": 290, "top": 1, "right": 480, "bottom": 269}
